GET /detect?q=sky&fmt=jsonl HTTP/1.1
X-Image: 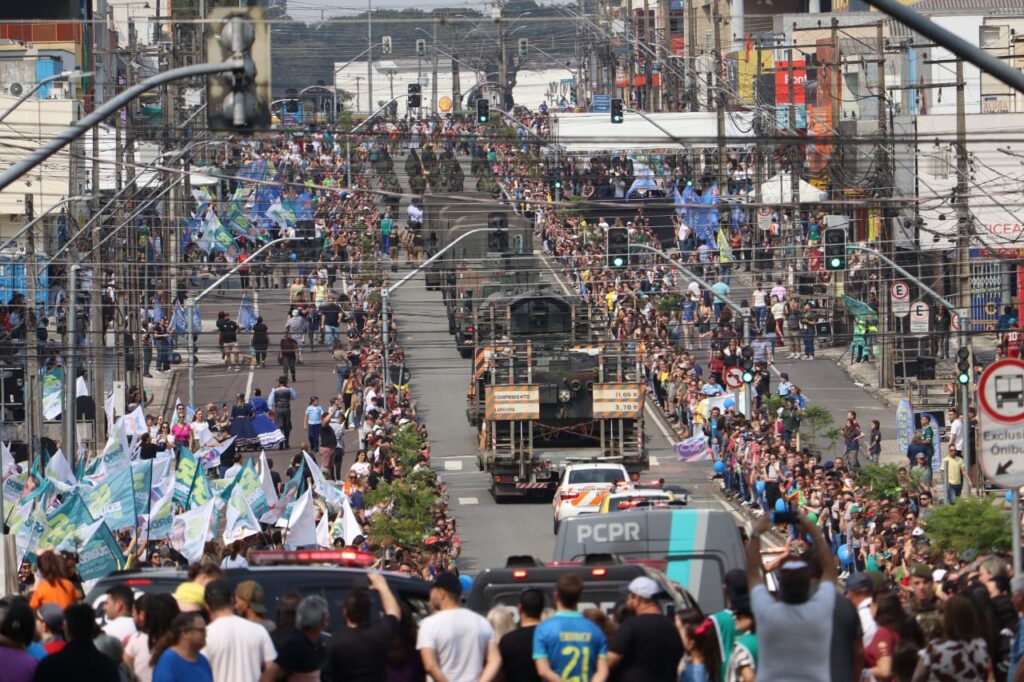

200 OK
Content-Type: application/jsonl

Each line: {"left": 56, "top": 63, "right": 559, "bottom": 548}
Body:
{"left": 283, "top": 0, "right": 571, "bottom": 22}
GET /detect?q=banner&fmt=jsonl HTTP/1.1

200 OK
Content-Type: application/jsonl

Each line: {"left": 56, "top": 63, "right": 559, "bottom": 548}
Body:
{"left": 41, "top": 368, "right": 62, "bottom": 420}
{"left": 223, "top": 460, "right": 270, "bottom": 520}
{"left": 39, "top": 493, "right": 94, "bottom": 550}
{"left": 131, "top": 460, "right": 153, "bottom": 522}
{"left": 284, "top": 490, "right": 316, "bottom": 549}
{"left": 1, "top": 442, "right": 16, "bottom": 479}
{"left": 147, "top": 485, "right": 175, "bottom": 541}
{"left": 259, "top": 451, "right": 279, "bottom": 509}
{"left": 44, "top": 450, "right": 76, "bottom": 493}
{"left": 316, "top": 510, "right": 331, "bottom": 548}
{"left": 223, "top": 482, "right": 261, "bottom": 544}
{"left": 174, "top": 448, "right": 199, "bottom": 508}
{"left": 896, "top": 400, "right": 914, "bottom": 455}
{"left": 340, "top": 495, "right": 364, "bottom": 546}
{"left": 266, "top": 465, "right": 304, "bottom": 526}
{"left": 3, "top": 470, "right": 27, "bottom": 506}
{"left": 674, "top": 435, "right": 712, "bottom": 462}
{"left": 190, "top": 466, "right": 214, "bottom": 509}
{"left": 75, "top": 520, "right": 125, "bottom": 581}
{"left": 16, "top": 502, "right": 46, "bottom": 566}
{"left": 171, "top": 500, "right": 216, "bottom": 564}
{"left": 196, "top": 437, "right": 235, "bottom": 470}
{"left": 303, "top": 452, "right": 344, "bottom": 508}
{"left": 84, "top": 466, "right": 136, "bottom": 532}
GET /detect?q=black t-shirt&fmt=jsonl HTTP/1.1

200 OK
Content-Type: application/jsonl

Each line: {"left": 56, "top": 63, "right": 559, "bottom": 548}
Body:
{"left": 274, "top": 629, "right": 325, "bottom": 679}
{"left": 321, "top": 303, "right": 342, "bottom": 327}
{"left": 499, "top": 625, "right": 540, "bottom": 682}
{"left": 219, "top": 319, "right": 239, "bottom": 343}
{"left": 323, "top": 615, "right": 398, "bottom": 682}
{"left": 607, "top": 613, "right": 683, "bottom": 682}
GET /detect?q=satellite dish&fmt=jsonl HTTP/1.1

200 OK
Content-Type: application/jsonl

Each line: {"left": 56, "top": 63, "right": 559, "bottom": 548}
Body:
{"left": 9, "top": 82, "right": 24, "bottom": 97}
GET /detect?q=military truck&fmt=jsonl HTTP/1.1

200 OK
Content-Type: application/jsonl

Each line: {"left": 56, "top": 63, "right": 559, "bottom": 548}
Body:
{"left": 467, "top": 290, "right": 648, "bottom": 501}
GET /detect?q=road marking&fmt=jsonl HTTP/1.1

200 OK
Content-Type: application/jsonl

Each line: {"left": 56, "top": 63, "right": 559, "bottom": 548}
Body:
{"left": 649, "top": 456, "right": 660, "bottom": 468}
{"left": 444, "top": 459, "right": 464, "bottom": 471}
{"left": 245, "top": 290, "right": 259, "bottom": 399}
{"left": 458, "top": 497, "right": 479, "bottom": 505}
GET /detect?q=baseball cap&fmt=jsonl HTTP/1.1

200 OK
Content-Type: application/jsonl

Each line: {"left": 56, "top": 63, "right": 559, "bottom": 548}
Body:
{"left": 845, "top": 572, "right": 873, "bottom": 593}
{"left": 236, "top": 580, "right": 267, "bottom": 614}
{"left": 38, "top": 603, "right": 64, "bottom": 632}
{"left": 910, "top": 563, "right": 934, "bottom": 580}
{"left": 433, "top": 571, "right": 463, "bottom": 597}
{"left": 626, "top": 576, "right": 661, "bottom": 600}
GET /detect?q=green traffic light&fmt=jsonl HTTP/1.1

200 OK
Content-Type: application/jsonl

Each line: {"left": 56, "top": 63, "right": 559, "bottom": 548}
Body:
{"left": 957, "top": 373, "right": 970, "bottom": 385}
{"left": 829, "top": 257, "right": 842, "bottom": 268}
{"left": 612, "top": 256, "right": 625, "bottom": 268}
{"left": 742, "top": 372, "right": 754, "bottom": 383}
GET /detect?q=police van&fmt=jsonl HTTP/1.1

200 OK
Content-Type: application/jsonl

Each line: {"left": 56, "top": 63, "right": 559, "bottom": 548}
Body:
{"left": 553, "top": 509, "right": 745, "bottom": 612}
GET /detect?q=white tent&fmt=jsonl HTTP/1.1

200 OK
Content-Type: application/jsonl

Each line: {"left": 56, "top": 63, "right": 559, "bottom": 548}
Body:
{"left": 551, "top": 112, "right": 755, "bottom": 154}
{"left": 751, "top": 172, "right": 827, "bottom": 204}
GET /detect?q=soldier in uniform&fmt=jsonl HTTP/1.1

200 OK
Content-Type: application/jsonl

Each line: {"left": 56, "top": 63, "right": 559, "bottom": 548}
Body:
{"left": 906, "top": 562, "right": 942, "bottom": 640}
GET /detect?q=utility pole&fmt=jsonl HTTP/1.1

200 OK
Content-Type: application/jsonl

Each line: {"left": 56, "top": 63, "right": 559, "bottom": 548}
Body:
{"left": 431, "top": 17, "right": 439, "bottom": 115}
{"left": 831, "top": 18, "right": 841, "bottom": 197}
{"left": 687, "top": 0, "right": 698, "bottom": 110}
{"left": 660, "top": 0, "right": 671, "bottom": 111}
{"left": 787, "top": 49, "right": 799, "bottom": 237}
{"left": 877, "top": 21, "right": 892, "bottom": 391}
{"left": 753, "top": 39, "right": 763, "bottom": 254}
{"left": 643, "top": 0, "right": 652, "bottom": 111}
{"left": 367, "top": 0, "right": 374, "bottom": 112}
{"left": 126, "top": 19, "right": 142, "bottom": 394}
{"left": 714, "top": 1, "right": 729, "bottom": 252}
{"left": 955, "top": 56, "right": 974, "bottom": 487}
{"left": 24, "top": 194, "right": 38, "bottom": 459}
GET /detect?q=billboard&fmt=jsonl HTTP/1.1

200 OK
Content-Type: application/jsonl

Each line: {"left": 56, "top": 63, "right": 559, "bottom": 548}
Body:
{"left": 774, "top": 60, "right": 806, "bottom": 105}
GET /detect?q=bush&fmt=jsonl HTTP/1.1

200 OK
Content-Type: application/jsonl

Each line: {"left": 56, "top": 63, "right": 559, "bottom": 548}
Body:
{"left": 854, "top": 463, "right": 922, "bottom": 500}
{"left": 923, "top": 496, "right": 1012, "bottom": 553}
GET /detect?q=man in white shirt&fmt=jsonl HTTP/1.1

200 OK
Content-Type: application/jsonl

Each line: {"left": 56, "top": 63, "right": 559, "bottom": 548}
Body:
{"left": 947, "top": 409, "right": 964, "bottom": 454}
{"left": 418, "top": 572, "right": 500, "bottom": 682}
{"left": 102, "top": 585, "right": 137, "bottom": 644}
{"left": 845, "top": 572, "right": 877, "bottom": 646}
{"left": 202, "top": 580, "right": 277, "bottom": 682}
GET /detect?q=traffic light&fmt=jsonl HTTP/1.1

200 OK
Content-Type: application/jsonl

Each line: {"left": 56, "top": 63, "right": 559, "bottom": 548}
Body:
{"left": 518, "top": 38, "right": 528, "bottom": 58}
{"left": 611, "top": 97, "right": 624, "bottom": 124}
{"left": 553, "top": 178, "right": 562, "bottom": 191}
{"left": 741, "top": 346, "right": 755, "bottom": 383}
{"left": 477, "top": 99, "right": 490, "bottom": 124}
{"left": 206, "top": 7, "right": 272, "bottom": 132}
{"left": 382, "top": 36, "right": 392, "bottom": 54}
{"left": 408, "top": 83, "right": 421, "bottom": 109}
{"left": 416, "top": 39, "right": 426, "bottom": 57}
{"left": 823, "top": 226, "right": 847, "bottom": 271}
{"left": 956, "top": 347, "right": 971, "bottom": 385}
{"left": 487, "top": 212, "right": 509, "bottom": 252}
{"left": 607, "top": 226, "right": 629, "bottom": 269}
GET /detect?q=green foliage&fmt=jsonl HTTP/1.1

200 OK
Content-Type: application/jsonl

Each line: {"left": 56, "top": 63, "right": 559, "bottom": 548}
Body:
{"left": 655, "top": 295, "right": 680, "bottom": 316}
{"left": 923, "top": 496, "right": 1012, "bottom": 553}
{"left": 854, "top": 464, "right": 922, "bottom": 500}
{"left": 800, "top": 404, "right": 834, "bottom": 444}
{"left": 822, "top": 427, "right": 843, "bottom": 453}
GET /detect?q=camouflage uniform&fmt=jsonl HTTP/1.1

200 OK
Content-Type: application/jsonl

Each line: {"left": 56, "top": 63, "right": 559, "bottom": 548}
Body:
{"left": 908, "top": 595, "right": 942, "bottom": 640}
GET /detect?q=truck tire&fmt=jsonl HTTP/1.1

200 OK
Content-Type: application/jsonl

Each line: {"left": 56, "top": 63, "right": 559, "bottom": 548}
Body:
{"left": 490, "top": 477, "right": 507, "bottom": 504}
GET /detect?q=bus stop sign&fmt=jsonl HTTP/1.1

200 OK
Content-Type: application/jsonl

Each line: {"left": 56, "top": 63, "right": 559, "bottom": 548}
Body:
{"left": 978, "top": 358, "right": 1024, "bottom": 488}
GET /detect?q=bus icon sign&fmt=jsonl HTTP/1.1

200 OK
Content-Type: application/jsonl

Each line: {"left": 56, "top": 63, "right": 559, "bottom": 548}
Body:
{"left": 980, "top": 359, "right": 1024, "bottom": 424}
{"left": 978, "top": 358, "right": 1024, "bottom": 488}
{"left": 996, "top": 375, "right": 1024, "bottom": 410}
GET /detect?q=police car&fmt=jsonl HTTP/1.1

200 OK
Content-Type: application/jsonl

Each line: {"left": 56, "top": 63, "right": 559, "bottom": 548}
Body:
{"left": 551, "top": 461, "right": 631, "bottom": 534}
{"left": 598, "top": 485, "right": 688, "bottom": 513}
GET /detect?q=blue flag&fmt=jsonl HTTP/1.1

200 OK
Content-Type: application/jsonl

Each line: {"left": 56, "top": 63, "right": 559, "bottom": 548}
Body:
{"left": 238, "top": 294, "right": 257, "bottom": 331}
{"left": 191, "top": 306, "right": 202, "bottom": 333}
{"left": 171, "top": 305, "right": 187, "bottom": 334}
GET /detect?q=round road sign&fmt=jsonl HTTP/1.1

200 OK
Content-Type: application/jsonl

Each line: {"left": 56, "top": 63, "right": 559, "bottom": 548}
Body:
{"left": 724, "top": 366, "right": 744, "bottom": 389}
{"left": 978, "top": 358, "right": 1024, "bottom": 424}
{"left": 890, "top": 281, "right": 909, "bottom": 302}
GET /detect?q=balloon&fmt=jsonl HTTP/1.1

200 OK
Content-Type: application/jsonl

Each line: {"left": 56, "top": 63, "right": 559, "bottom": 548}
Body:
{"left": 755, "top": 480, "right": 766, "bottom": 493}
{"left": 290, "top": 252, "right": 298, "bottom": 262}
{"left": 775, "top": 498, "right": 788, "bottom": 513}
{"left": 1008, "top": 491, "right": 1015, "bottom": 504}
{"left": 458, "top": 574, "right": 473, "bottom": 593}
{"left": 838, "top": 545, "right": 852, "bottom": 563}
{"left": 807, "top": 512, "right": 818, "bottom": 524}
{"left": 713, "top": 461, "right": 726, "bottom": 474}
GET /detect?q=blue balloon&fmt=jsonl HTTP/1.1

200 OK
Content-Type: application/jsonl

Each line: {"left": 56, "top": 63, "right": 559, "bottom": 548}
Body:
{"left": 755, "top": 480, "right": 766, "bottom": 493}
{"left": 838, "top": 545, "right": 852, "bottom": 563}
{"left": 458, "top": 574, "right": 473, "bottom": 593}
{"left": 1008, "top": 491, "right": 1015, "bottom": 504}
{"left": 774, "top": 498, "right": 788, "bottom": 513}
{"left": 290, "top": 252, "right": 298, "bottom": 262}
{"left": 713, "top": 461, "right": 726, "bottom": 474}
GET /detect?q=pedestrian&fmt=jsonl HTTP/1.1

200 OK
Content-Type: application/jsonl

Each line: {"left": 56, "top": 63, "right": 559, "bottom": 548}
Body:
{"left": 280, "top": 331, "right": 299, "bottom": 381}
{"left": 323, "top": 573, "right": 403, "bottom": 681}
{"left": 268, "top": 376, "right": 298, "bottom": 450}
{"left": 843, "top": 418, "right": 864, "bottom": 470}
{"left": 235, "top": 581, "right": 273, "bottom": 631}
{"left": 318, "top": 410, "right": 338, "bottom": 475}
{"left": 151, "top": 612, "right": 213, "bottom": 682}
{"left": 0, "top": 600, "right": 38, "bottom": 682}
{"left": 417, "top": 572, "right": 499, "bottom": 682}
{"left": 124, "top": 594, "right": 180, "bottom": 682}
{"left": 747, "top": 512, "right": 837, "bottom": 680}
{"left": 800, "top": 302, "right": 816, "bottom": 360}
{"left": 912, "top": 595, "right": 990, "bottom": 680}
{"left": 29, "top": 550, "right": 78, "bottom": 610}
{"left": 498, "top": 588, "right": 544, "bottom": 682}
{"left": 33, "top": 603, "right": 120, "bottom": 682}
{"left": 868, "top": 420, "right": 882, "bottom": 465}
{"left": 906, "top": 563, "right": 942, "bottom": 640}
{"left": 285, "top": 311, "right": 307, "bottom": 364}
{"left": 321, "top": 297, "right": 343, "bottom": 350}
{"left": 252, "top": 316, "right": 270, "bottom": 368}
{"left": 304, "top": 396, "right": 324, "bottom": 453}
{"left": 142, "top": 322, "right": 154, "bottom": 377}
{"left": 607, "top": 576, "right": 683, "bottom": 681}
{"left": 533, "top": 573, "right": 609, "bottom": 682}
{"left": 941, "top": 448, "right": 968, "bottom": 503}
{"left": 200, "top": 580, "right": 275, "bottom": 682}
{"left": 261, "top": 595, "right": 328, "bottom": 681}
{"left": 218, "top": 311, "right": 242, "bottom": 372}
{"left": 102, "top": 585, "right": 137, "bottom": 643}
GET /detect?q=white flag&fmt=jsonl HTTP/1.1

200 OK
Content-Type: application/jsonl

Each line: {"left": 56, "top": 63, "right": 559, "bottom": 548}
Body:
{"left": 258, "top": 451, "right": 279, "bottom": 508}
{"left": 223, "top": 481, "right": 261, "bottom": 544}
{"left": 302, "top": 452, "right": 344, "bottom": 507}
{"left": 104, "top": 392, "right": 116, "bottom": 431}
{"left": 315, "top": 510, "right": 331, "bottom": 548}
{"left": 341, "top": 495, "right": 364, "bottom": 547}
{"left": 124, "top": 405, "right": 148, "bottom": 437}
{"left": 75, "top": 375, "right": 89, "bottom": 398}
{"left": 45, "top": 449, "right": 76, "bottom": 492}
{"left": 171, "top": 500, "right": 216, "bottom": 564}
{"left": 1, "top": 442, "right": 16, "bottom": 479}
{"left": 284, "top": 490, "right": 317, "bottom": 549}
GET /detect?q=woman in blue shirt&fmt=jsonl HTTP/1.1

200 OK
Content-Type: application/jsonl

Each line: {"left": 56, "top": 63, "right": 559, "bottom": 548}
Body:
{"left": 152, "top": 613, "right": 212, "bottom": 682}
{"left": 304, "top": 396, "right": 324, "bottom": 453}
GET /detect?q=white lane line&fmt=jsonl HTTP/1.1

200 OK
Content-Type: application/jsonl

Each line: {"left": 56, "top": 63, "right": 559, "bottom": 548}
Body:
{"left": 458, "top": 497, "right": 479, "bottom": 505}
{"left": 444, "top": 459, "right": 464, "bottom": 471}
{"left": 245, "top": 291, "right": 259, "bottom": 399}
{"left": 649, "top": 456, "right": 660, "bottom": 468}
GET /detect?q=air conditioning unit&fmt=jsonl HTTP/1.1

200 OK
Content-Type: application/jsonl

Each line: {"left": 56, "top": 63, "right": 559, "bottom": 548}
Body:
{"left": 6, "top": 82, "right": 25, "bottom": 97}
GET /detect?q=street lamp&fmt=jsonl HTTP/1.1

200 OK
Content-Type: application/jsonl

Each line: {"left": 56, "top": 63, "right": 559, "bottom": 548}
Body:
{"left": 0, "top": 70, "right": 93, "bottom": 124}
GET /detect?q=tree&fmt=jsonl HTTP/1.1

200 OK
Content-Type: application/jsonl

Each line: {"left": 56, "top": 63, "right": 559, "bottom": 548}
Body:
{"left": 923, "top": 496, "right": 1012, "bottom": 553}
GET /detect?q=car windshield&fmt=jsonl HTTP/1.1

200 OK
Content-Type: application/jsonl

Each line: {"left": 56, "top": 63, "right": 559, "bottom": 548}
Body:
{"left": 569, "top": 469, "right": 625, "bottom": 485}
